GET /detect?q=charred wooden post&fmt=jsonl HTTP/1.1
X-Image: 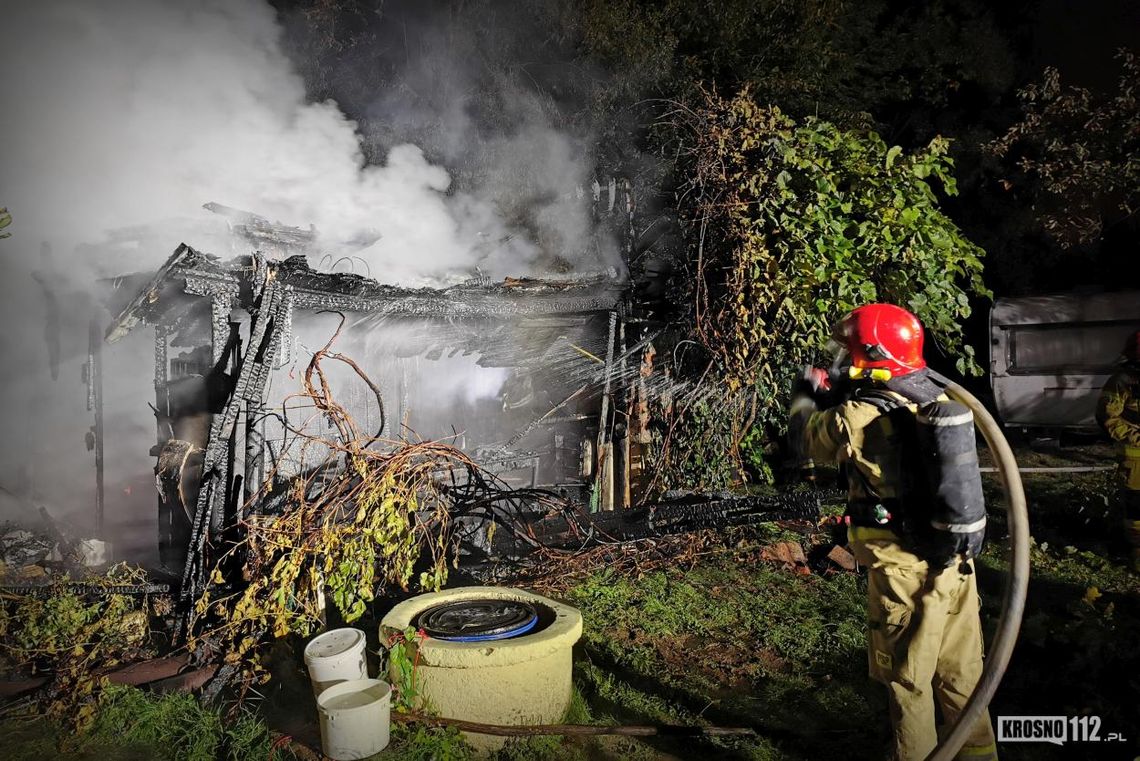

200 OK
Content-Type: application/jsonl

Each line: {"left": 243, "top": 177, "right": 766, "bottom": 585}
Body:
{"left": 152, "top": 324, "right": 179, "bottom": 569}
{"left": 85, "top": 317, "right": 106, "bottom": 536}
{"left": 617, "top": 318, "right": 631, "bottom": 510}
{"left": 179, "top": 268, "right": 286, "bottom": 628}
{"left": 616, "top": 179, "right": 636, "bottom": 509}
{"left": 595, "top": 311, "right": 618, "bottom": 512}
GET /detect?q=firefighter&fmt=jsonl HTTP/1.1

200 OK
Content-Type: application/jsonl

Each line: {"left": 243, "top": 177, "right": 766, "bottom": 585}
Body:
{"left": 788, "top": 303, "right": 997, "bottom": 761}
{"left": 1096, "top": 331, "right": 1140, "bottom": 572}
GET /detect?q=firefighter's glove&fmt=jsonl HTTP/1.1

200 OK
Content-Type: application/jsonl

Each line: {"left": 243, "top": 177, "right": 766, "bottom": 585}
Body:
{"left": 793, "top": 366, "right": 831, "bottom": 401}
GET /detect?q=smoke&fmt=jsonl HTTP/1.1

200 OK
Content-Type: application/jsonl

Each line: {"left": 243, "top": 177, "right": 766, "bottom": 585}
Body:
{"left": 347, "top": 1, "right": 620, "bottom": 278}
{"left": 258, "top": 315, "right": 514, "bottom": 481}
{"left": 1, "top": 0, "right": 615, "bottom": 282}
{"left": 0, "top": 0, "right": 615, "bottom": 557}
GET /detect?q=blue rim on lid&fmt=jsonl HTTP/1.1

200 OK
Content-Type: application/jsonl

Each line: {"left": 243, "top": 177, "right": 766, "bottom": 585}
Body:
{"left": 416, "top": 599, "right": 539, "bottom": 641}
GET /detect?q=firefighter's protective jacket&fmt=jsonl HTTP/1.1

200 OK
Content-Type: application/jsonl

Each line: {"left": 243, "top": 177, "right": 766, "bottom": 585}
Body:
{"left": 796, "top": 389, "right": 915, "bottom": 540}
{"left": 1097, "top": 366, "right": 1140, "bottom": 489}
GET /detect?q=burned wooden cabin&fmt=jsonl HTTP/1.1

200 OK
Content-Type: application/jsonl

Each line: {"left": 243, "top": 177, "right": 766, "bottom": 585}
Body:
{"left": 104, "top": 243, "right": 651, "bottom": 571}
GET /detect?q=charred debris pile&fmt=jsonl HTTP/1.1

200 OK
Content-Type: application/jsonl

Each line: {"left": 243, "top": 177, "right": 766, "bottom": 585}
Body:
{"left": 101, "top": 242, "right": 827, "bottom": 581}
{"left": 1, "top": 207, "right": 838, "bottom": 711}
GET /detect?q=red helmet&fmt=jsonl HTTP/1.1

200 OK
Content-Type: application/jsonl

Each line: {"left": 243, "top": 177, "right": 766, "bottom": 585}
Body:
{"left": 834, "top": 303, "right": 927, "bottom": 378}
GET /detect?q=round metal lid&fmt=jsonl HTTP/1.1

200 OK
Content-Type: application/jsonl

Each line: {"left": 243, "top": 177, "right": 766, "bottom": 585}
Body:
{"left": 417, "top": 599, "right": 539, "bottom": 642}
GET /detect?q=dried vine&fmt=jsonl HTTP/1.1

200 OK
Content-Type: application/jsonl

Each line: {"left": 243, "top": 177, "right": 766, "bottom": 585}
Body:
{"left": 188, "top": 315, "right": 564, "bottom": 682}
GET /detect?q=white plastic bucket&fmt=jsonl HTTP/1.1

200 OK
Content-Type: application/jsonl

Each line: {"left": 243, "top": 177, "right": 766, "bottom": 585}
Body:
{"left": 304, "top": 628, "right": 367, "bottom": 698}
{"left": 316, "top": 678, "right": 392, "bottom": 760}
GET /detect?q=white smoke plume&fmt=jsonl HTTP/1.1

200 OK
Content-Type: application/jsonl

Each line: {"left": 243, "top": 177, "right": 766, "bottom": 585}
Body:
{"left": 0, "top": 0, "right": 574, "bottom": 283}
{"left": 0, "top": 0, "right": 611, "bottom": 558}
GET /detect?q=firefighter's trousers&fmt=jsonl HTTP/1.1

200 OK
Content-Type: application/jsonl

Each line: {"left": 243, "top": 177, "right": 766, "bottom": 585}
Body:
{"left": 850, "top": 532, "right": 998, "bottom": 761}
{"left": 1120, "top": 448, "right": 1140, "bottom": 571}
{"left": 1122, "top": 488, "right": 1140, "bottom": 572}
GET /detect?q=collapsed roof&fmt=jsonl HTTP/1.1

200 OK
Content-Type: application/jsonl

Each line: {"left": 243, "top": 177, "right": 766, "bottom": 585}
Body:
{"left": 106, "top": 243, "right": 626, "bottom": 344}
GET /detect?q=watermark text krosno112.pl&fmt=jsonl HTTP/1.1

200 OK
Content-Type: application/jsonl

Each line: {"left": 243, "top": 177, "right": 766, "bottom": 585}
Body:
{"left": 997, "top": 716, "right": 1128, "bottom": 746}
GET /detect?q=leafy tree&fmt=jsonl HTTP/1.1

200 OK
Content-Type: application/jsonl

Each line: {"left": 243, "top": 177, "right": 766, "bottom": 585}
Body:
{"left": 0, "top": 207, "right": 10, "bottom": 239}
{"left": 986, "top": 50, "right": 1140, "bottom": 249}
{"left": 651, "top": 89, "right": 988, "bottom": 487}
{"left": 680, "top": 89, "right": 988, "bottom": 384}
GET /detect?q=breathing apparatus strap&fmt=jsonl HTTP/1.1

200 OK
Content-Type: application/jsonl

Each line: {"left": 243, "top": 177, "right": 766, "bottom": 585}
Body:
{"left": 883, "top": 367, "right": 944, "bottom": 405}
{"left": 842, "top": 372, "right": 948, "bottom": 538}
{"left": 843, "top": 388, "right": 913, "bottom": 531}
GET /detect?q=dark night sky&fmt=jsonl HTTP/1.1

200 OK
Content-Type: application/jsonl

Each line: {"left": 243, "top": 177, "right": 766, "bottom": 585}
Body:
{"left": 1031, "top": 0, "right": 1139, "bottom": 89}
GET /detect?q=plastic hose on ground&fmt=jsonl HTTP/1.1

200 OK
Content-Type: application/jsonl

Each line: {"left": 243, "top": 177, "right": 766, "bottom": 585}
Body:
{"left": 926, "top": 378, "right": 1030, "bottom": 761}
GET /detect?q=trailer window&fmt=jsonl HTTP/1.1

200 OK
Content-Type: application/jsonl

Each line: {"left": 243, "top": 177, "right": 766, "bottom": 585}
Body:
{"left": 1009, "top": 322, "right": 1139, "bottom": 373}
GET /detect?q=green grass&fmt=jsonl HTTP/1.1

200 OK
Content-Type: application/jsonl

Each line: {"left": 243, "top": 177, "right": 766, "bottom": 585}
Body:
{"left": 975, "top": 458, "right": 1140, "bottom": 761}
{"left": 93, "top": 686, "right": 277, "bottom": 761}
{"left": 980, "top": 537, "right": 1139, "bottom": 596}
{"left": 385, "top": 724, "right": 471, "bottom": 761}
{"left": 2, "top": 685, "right": 282, "bottom": 761}
{"left": 564, "top": 548, "right": 880, "bottom": 760}
{"left": 567, "top": 559, "right": 868, "bottom": 680}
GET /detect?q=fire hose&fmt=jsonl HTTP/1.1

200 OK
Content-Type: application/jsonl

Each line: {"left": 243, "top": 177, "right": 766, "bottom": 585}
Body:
{"left": 927, "top": 376, "right": 1030, "bottom": 761}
